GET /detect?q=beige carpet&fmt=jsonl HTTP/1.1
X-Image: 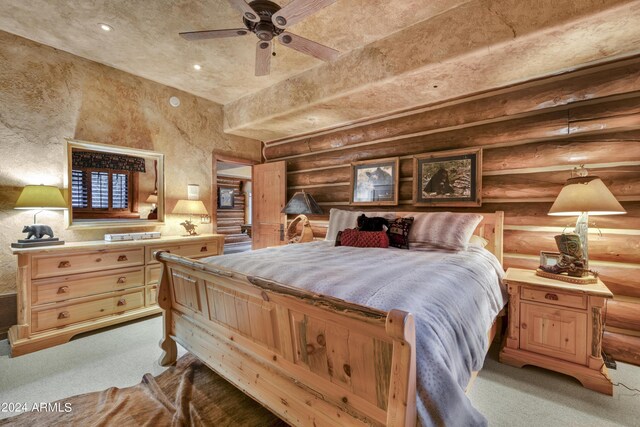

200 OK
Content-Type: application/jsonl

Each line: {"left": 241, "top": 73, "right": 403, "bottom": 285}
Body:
{"left": 1, "top": 316, "right": 639, "bottom": 425}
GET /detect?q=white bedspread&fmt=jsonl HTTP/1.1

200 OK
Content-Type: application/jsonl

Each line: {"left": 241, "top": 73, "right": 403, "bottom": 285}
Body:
{"left": 201, "top": 241, "right": 506, "bottom": 426}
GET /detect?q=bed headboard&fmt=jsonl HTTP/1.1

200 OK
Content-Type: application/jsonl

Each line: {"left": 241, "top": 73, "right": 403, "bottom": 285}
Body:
{"left": 393, "top": 211, "right": 504, "bottom": 266}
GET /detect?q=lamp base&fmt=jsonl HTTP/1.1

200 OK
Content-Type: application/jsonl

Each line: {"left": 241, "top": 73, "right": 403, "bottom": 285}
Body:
{"left": 12, "top": 238, "right": 64, "bottom": 248}
{"left": 535, "top": 268, "right": 598, "bottom": 284}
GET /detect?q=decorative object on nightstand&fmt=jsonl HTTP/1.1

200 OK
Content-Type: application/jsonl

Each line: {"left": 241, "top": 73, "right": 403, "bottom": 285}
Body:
{"left": 539, "top": 165, "right": 626, "bottom": 284}
{"left": 282, "top": 191, "right": 323, "bottom": 243}
{"left": 173, "top": 199, "right": 209, "bottom": 236}
{"left": 499, "top": 268, "right": 614, "bottom": 395}
{"left": 12, "top": 185, "right": 67, "bottom": 248}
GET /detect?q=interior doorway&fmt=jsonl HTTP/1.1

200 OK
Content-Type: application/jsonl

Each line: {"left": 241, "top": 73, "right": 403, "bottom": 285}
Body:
{"left": 212, "top": 154, "right": 256, "bottom": 254}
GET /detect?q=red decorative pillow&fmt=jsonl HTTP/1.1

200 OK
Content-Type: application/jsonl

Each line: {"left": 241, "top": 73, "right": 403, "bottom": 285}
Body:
{"left": 339, "top": 228, "right": 389, "bottom": 248}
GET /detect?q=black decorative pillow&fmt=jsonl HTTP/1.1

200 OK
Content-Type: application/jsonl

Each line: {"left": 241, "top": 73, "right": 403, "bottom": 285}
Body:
{"left": 335, "top": 230, "right": 343, "bottom": 246}
{"left": 357, "top": 214, "right": 390, "bottom": 232}
{"left": 388, "top": 217, "right": 414, "bottom": 249}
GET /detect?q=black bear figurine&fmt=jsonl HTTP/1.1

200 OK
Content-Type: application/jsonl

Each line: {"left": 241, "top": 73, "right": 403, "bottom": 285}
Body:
{"left": 22, "top": 224, "right": 54, "bottom": 239}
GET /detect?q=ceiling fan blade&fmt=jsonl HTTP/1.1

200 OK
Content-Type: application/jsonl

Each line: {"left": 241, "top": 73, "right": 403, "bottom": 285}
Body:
{"left": 272, "top": 0, "right": 336, "bottom": 29}
{"left": 255, "top": 40, "right": 272, "bottom": 76}
{"left": 278, "top": 32, "right": 339, "bottom": 62}
{"left": 179, "top": 28, "right": 250, "bottom": 41}
{"left": 227, "top": 0, "right": 261, "bottom": 23}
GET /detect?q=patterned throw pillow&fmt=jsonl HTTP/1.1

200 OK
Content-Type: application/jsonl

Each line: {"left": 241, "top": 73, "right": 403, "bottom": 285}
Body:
{"left": 340, "top": 228, "right": 389, "bottom": 248}
{"left": 387, "top": 217, "right": 413, "bottom": 249}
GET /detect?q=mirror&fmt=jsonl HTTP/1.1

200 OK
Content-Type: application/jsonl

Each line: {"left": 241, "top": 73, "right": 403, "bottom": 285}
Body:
{"left": 65, "top": 139, "right": 164, "bottom": 229}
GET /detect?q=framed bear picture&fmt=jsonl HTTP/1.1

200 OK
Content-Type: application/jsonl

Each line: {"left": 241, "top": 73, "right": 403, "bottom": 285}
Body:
{"left": 413, "top": 147, "right": 482, "bottom": 207}
{"left": 349, "top": 157, "right": 399, "bottom": 206}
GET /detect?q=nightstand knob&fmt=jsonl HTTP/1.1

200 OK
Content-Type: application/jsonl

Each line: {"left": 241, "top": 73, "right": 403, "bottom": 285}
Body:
{"left": 545, "top": 293, "right": 558, "bottom": 301}
{"left": 521, "top": 323, "right": 528, "bottom": 330}
{"left": 58, "top": 311, "right": 70, "bottom": 319}
{"left": 117, "top": 298, "right": 127, "bottom": 306}
{"left": 57, "top": 286, "right": 69, "bottom": 294}
{"left": 117, "top": 255, "right": 128, "bottom": 262}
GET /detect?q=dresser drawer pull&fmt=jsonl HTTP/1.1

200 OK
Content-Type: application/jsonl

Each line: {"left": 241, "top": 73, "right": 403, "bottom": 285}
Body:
{"left": 200, "top": 246, "right": 208, "bottom": 252}
{"left": 58, "top": 311, "right": 70, "bottom": 319}
{"left": 521, "top": 323, "right": 527, "bottom": 330}
{"left": 117, "top": 255, "right": 128, "bottom": 262}
{"left": 117, "top": 298, "right": 127, "bottom": 306}
{"left": 57, "top": 286, "right": 69, "bottom": 294}
{"left": 545, "top": 293, "right": 559, "bottom": 301}
{"left": 58, "top": 261, "right": 71, "bottom": 268}
{"left": 117, "top": 277, "right": 127, "bottom": 284}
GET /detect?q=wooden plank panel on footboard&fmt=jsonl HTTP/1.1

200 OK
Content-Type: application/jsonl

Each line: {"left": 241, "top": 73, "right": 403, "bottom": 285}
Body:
{"left": 155, "top": 251, "right": 417, "bottom": 427}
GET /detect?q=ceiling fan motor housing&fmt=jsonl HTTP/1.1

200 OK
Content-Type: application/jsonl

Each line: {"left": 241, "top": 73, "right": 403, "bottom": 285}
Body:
{"left": 243, "top": 0, "right": 283, "bottom": 41}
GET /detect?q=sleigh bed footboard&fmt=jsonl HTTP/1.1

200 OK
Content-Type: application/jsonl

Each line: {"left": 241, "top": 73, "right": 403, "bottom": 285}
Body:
{"left": 155, "top": 251, "right": 417, "bottom": 427}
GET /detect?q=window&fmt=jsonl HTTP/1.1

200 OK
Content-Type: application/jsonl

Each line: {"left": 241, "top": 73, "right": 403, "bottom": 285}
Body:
{"left": 72, "top": 169, "right": 137, "bottom": 218}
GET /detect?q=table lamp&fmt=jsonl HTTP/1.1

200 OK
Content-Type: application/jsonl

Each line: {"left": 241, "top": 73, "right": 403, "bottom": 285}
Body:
{"left": 544, "top": 165, "right": 626, "bottom": 281}
{"left": 146, "top": 192, "right": 158, "bottom": 219}
{"left": 12, "top": 184, "right": 67, "bottom": 248}
{"left": 281, "top": 191, "right": 323, "bottom": 243}
{"left": 173, "top": 199, "right": 208, "bottom": 236}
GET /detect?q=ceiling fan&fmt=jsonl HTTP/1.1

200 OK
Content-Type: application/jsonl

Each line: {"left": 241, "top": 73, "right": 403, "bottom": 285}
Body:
{"left": 179, "top": 0, "right": 340, "bottom": 76}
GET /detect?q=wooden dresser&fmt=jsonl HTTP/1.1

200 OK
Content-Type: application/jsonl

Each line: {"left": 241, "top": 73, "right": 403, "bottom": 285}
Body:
{"left": 499, "top": 268, "right": 613, "bottom": 394}
{"left": 9, "top": 234, "right": 224, "bottom": 356}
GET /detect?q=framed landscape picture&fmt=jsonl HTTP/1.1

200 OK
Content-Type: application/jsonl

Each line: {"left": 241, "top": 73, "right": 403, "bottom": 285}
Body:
{"left": 349, "top": 157, "right": 399, "bottom": 206}
{"left": 217, "top": 186, "right": 235, "bottom": 209}
{"left": 413, "top": 147, "right": 482, "bottom": 207}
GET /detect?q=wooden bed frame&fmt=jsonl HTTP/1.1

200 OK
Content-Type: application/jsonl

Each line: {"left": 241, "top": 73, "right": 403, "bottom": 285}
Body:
{"left": 156, "top": 211, "right": 504, "bottom": 427}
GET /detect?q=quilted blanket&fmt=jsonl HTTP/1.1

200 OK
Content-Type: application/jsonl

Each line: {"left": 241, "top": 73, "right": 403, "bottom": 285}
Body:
{"left": 203, "top": 241, "right": 506, "bottom": 426}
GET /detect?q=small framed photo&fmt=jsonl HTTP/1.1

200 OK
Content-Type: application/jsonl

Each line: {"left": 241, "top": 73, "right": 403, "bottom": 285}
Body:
{"left": 349, "top": 157, "right": 399, "bottom": 206}
{"left": 540, "top": 251, "right": 562, "bottom": 267}
{"left": 217, "top": 186, "right": 235, "bottom": 209}
{"left": 413, "top": 147, "right": 482, "bottom": 207}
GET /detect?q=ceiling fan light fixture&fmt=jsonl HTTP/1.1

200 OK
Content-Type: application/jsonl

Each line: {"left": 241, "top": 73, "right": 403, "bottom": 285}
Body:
{"left": 98, "top": 23, "right": 113, "bottom": 32}
{"left": 245, "top": 12, "right": 257, "bottom": 20}
{"left": 275, "top": 16, "right": 287, "bottom": 26}
{"left": 281, "top": 34, "right": 292, "bottom": 44}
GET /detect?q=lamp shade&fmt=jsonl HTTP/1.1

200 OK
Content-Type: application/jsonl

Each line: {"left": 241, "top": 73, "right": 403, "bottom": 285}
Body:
{"left": 282, "top": 191, "right": 323, "bottom": 215}
{"left": 172, "top": 199, "right": 208, "bottom": 215}
{"left": 549, "top": 176, "right": 626, "bottom": 216}
{"left": 145, "top": 194, "right": 158, "bottom": 204}
{"left": 15, "top": 185, "right": 67, "bottom": 210}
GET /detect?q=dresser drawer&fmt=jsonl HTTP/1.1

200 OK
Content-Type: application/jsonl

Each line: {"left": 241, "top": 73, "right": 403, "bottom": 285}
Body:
{"left": 147, "top": 285, "right": 158, "bottom": 306}
{"left": 521, "top": 286, "right": 587, "bottom": 310}
{"left": 146, "top": 241, "right": 218, "bottom": 264}
{"left": 31, "top": 288, "right": 145, "bottom": 332}
{"left": 31, "top": 267, "right": 144, "bottom": 305}
{"left": 32, "top": 248, "right": 144, "bottom": 279}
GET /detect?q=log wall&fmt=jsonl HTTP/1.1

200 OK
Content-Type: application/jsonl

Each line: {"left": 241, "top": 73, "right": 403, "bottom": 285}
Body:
{"left": 264, "top": 56, "right": 640, "bottom": 366}
{"left": 216, "top": 176, "right": 251, "bottom": 246}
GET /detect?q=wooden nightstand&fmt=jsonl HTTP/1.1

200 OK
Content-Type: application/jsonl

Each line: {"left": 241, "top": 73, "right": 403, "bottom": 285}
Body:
{"left": 499, "top": 268, "right": 613, "bottom": 395}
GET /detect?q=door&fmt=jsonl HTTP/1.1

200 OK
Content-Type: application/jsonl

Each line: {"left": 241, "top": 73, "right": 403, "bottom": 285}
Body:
{"left": 252, "top": 161, "right": 287, "bottom": 249}
{"left": 520, "top": 302, "right": 588, "bottom": 365}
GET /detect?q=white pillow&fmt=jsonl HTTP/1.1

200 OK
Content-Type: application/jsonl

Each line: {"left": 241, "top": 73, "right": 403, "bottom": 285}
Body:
{"left": 325, "top": 209, "right": 397, "bottom": 241}
{"left": 406, "top": 212, "right": 484, "bottom": 251}
{"left": 469, "top": 235, "right": 489, "bottom": 248}
{"left": 325, "top": 209, "right": 362, "bottom": 241}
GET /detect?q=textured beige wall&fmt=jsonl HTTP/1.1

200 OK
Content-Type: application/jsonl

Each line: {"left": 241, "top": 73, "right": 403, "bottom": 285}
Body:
{"left": 0, "top": 31, "right": 262, "bottom": 295}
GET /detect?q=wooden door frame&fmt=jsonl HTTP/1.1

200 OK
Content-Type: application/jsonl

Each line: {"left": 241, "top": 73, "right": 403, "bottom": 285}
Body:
{"left": 211, "top": 152, "right": 258, "bottom": 232}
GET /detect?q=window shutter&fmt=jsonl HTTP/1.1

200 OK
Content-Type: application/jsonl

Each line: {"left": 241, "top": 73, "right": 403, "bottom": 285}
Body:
{"left": 112, "top": 173, "right": 129, "bottom": 209}
{"left": 71, "top": 170, "right": 88, "bottom": 208}
{"left": 91, "top": 171, "right": 109, "bottom": 209}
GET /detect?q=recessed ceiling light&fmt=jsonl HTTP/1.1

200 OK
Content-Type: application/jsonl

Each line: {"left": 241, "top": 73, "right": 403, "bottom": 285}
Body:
{"left": 193, "top": 64, "right": 202, "bottom": 71}
{"left": 98, "top": 23, "right": 113, "bottom": 32}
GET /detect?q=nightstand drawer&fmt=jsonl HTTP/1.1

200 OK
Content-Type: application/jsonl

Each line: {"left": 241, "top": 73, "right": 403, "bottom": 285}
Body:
{"left": 521, "top": 287, "right": 587, "bottom": 310}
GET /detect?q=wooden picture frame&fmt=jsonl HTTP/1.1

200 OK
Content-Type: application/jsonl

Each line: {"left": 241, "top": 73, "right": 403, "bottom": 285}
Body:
{"left": 540, "top": 251, "right": 562, "bottom": 267}
{"left": 413, "top": 147, "right": 482, "bottom": 207}
{"left": 217, "top": 186, "right": 235, "bottom": 209}
{"left": 349, "top": 157, "right": 399, "bottom": 206}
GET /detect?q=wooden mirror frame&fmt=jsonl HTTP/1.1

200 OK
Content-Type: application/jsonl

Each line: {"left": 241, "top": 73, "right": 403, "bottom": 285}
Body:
{"left": 64, "top": 139, "right": 165, "bottom": 229}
